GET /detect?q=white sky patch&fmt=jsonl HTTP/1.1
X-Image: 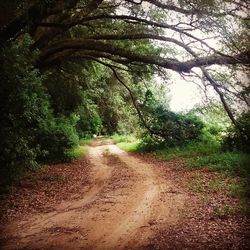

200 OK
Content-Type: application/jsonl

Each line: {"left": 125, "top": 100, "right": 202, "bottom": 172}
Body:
{"left": 169, "top": 79, "right": 203, "bottom": 112}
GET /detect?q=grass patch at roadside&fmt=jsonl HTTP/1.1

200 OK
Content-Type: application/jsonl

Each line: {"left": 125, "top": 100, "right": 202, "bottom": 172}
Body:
{"left": 186, "top": 152, "right": 250, "bottom": 177}
{"left": 111, "top": 134, "right": 141, "bottom": 152}
{"left": 153, "top": 141, "right": 250, "bottom": 217}
{"left": 67, "top": 138, "right": 93, "bottom": 160}
{"left": 117, "top": 141, "right": 141, "bottom": 152}
{"left": 153, "top": 141, "right": 249, "bottom": 178}
{"left": 154, "top": 141, "right": 220, "bottom": 161}
{"left": 67, "top": 145, "right": 88, "bottom": 159}
{"left": 111, "top": 134, "right": 138, "bottom": 143}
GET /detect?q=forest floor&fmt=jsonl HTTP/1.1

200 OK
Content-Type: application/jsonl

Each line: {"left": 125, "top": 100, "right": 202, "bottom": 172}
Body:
{"left": 0, "top": 138, "right": 249, "bottom": 249}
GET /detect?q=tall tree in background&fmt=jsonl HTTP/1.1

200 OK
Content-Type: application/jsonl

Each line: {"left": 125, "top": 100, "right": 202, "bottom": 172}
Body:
{"left": 1, "top": 0, "right": 249, "bottom": 121}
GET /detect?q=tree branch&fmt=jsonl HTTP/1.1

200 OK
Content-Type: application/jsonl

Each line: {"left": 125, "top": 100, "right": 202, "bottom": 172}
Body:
{"left": 37, "top": 39, "right": 250, "bottom": 72}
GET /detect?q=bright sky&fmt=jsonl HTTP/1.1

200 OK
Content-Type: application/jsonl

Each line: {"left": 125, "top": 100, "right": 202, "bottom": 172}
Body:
{"left": 169, "top": 79, "right": 203, "bottom": 112}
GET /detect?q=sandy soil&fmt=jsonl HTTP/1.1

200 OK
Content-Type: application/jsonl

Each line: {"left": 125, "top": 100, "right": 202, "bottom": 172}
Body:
{"left": 0, "top": 139, "right": 186, "bottom": 250}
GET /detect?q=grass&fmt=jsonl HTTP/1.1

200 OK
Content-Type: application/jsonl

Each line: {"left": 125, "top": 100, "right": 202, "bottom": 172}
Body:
{"left": 154, "top": 141, "right": 220, "bottom": 161}
{"left": 111, "top": 134, "right": 138, "bottom": 143}
{"left": 213, "top": 204, "right": 236, "bottom": 219}
{"left": 111, "top": 134, "right": 141, "bottom": 152}
{"left": 117, "top": 141, "right": 141, "bottom": 152}
{"left": 227, "top": 181, "right": 250, "bottom": 199}
{"left": 152, "top": 140, "right": 249, "bottom": 178}
{"left": 152, "top": 139, "right": 250, "bottom": 217}
{"left": 69, "top": 145, "right": 88, "bottom": 159}
{"left": 208, "top": 179, "right": 227, "bottom": 191}
{"left": 111, "top": 134, "right": 250, "bottom": 216}
{"left": 187, "top": 152, "right": 250, "bottom": 177}
{"left": 67, "top": 138, "right": 93, "bottom": 160}
{"left": 79, "top": 138, "right": 93, "bottom": 146}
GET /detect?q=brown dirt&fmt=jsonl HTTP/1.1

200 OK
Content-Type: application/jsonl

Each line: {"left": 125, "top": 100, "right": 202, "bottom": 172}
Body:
{"left": 0, "top": 138, "right": 249, "bottom": 249}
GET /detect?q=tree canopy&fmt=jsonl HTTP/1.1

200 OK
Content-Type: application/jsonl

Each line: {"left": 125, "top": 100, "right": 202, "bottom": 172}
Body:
{"left": 1, "top": 0, "right": 249, "bottom": 69}
{"left": 1, "top": 0, "right": 249, "bottom": 120}
{"left": 1, "top": 0, "right": 250, "bottom": 183}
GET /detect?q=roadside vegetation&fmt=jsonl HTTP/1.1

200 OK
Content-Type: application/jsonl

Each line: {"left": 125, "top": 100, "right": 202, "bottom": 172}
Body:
{"left": 111, "top": 106, "right": 250, "bottom": 218}
{"left": 0, "top": 1, "right": 249, "bottom": 216}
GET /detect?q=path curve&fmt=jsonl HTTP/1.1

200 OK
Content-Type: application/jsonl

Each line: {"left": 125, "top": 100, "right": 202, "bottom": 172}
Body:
{"left": 1, "top": 139, "right": 185, "bottom": 250}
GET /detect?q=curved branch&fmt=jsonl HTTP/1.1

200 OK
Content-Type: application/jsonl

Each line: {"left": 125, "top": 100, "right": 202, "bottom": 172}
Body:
{"left": 38, "top": 39, "right": 250, "bottom": 72}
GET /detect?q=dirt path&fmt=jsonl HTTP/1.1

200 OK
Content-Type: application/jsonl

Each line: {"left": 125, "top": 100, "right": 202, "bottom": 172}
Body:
{"left": 0, "top": 139, "right": 185, "bottom": 249}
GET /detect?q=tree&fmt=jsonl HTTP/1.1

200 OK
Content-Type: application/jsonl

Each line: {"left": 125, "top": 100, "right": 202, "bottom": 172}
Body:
{"left": 0, "top": 0, "right": 249, "bottom": 135}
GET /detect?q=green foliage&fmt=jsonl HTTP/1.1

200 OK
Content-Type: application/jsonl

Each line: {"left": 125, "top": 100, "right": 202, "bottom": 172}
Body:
{"left": 117, "top": 141, "right": 141, "bottom": 152}
{"left": 0, "top": 35, "right": 49, "bottom": 183}
{"left": 187, "top": 152, "right": 250, "bottom": 177}
{"left": 112, "top": 134, "right": 140, "bottom": 152}
{"left": 154, "top": 140, "right": 220, "bottom": 160}
{"left": 37, "top": 115, "right": 79, "bottom": 163}
{"left": 141, "top": 100, "right": 204, "bottom": 148}
{"left": 139, "top": 87, "right": 204, "bottom": 150}
{"left": 0, "top": 35, "right": 80, "bottom": 184}
{"left": 67, "top": 138, "right": 93, "bottom": 160}
{"left": 111, "top": 134, "right": 137, "bottom": 143}
{"left": 76, "top": 102, "right": 102, "bottom": 138}
{"left": 223, "top": 111, "right": 250, "bottom": 152}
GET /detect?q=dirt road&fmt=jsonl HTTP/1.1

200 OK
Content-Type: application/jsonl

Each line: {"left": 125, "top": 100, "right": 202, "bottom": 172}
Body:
{"left": 1, "top": 139, "right": 185, "bottom": 249}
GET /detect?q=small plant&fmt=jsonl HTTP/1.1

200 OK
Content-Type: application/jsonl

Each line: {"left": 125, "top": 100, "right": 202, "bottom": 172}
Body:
{"left": 213, "top": 204, "right": 235, "bottom": 218}
{"left": 117, "top": 141, "right": 141, "bottom": 152}
{"left": 228, "top": 182, "right": 249, "bottom": 199}
{"left": 208, "top": 180, "right": 226, "bottom": 191}
{"left": 79, "top": 138, "right": 93, "bottom": 146}
{"left": 111, "top": 134, "right": 141, "bottom": 152}
{"left": 102, "top": 148, "right": 110, "bottom": 156}
{"left": 189, "top": 176, "right": 204, "bottom": 193}
{"left": 67, "top": 145, "right": 88, "bottom": 160}
{"left": 111, "top": 134, "right": 137, "bottom": 143}
{"left": 43, "top": 174, "right": 68, "bottom": 182}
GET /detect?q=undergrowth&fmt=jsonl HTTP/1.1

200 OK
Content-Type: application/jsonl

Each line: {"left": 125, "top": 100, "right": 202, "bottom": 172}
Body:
{"left": 113, "top": 133, "right": 250, "bottom": 217}
{"left": 111, "top": 134, "right": 141, "bottom": 152}
{"left": 187, "top": 152, "right": 250, "bottom": 177}
{"left": 67, "top": 138, "right": 93, "bottom": 160}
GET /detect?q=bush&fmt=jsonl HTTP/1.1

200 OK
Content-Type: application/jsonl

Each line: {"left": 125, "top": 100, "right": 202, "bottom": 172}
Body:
{"left": 37, "top": 116, "right": 79, "bottom": 163}
{"left": 223, "top": 112, "right": 250, "bottom": 152}
{"left": 0, "top": 35, "right": 50, "bottom": 183}
{"left": 0, "top": 35, "right": 80, "bottom": 185}
{"left": 141, "top": 104, "right": 204, "bottom": 149}
{"left": 76, "top": 104, "right": 102, "bottom": 138}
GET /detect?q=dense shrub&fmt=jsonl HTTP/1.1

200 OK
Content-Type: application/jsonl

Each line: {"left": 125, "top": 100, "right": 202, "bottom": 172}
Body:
{"left": 223, "top": 111, "right": 250, "bottom": 152}
{"left": 0, "top": 35, "right": 50, "bottom": 183}
{"left": 36, "top": 115, "right": 79, "bottom": 163}
{"left": 76, "top": 104, "right": 102, "bottom": 138}
{"left": 141, "top": 104, "right": 204, "bottom": 149}
{"left": 0, "top": 36, "right": 79, "bottom": 184}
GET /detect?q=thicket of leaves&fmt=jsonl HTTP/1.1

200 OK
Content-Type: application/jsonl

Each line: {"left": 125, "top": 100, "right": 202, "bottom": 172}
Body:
{"left": 0, "top": 35, "right": 139, "bottom": 185}
{"left": 139, "top": 92, "right": 204, "bottom": 149}
{"left": 223, "top": 112, "right": 250, "bottom": 153}
{"left": 0, "top": 36, "right": 81, "bottom": 184}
